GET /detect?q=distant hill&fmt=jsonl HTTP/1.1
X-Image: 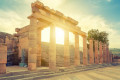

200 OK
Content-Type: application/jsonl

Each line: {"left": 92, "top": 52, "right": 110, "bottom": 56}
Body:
{"left": 0, "top": 32, "right": 12, "bottom": 42}
{"left": 110, "top": 48, "right": 120, "bottom": 56}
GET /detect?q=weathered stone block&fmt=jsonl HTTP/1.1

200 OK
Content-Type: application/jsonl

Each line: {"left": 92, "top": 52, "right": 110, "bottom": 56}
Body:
{"left": 0, "top": 44, "right": 7, "bottom": 63}
{"left": 28, "top": 63, "right": 36, "bottom": 71}
{"left": 0, "top": 64, "right": 6, "bottom": 74}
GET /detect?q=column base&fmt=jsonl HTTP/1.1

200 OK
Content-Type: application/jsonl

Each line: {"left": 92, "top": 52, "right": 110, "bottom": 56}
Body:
{"left": 37, "top": 62, "right": 41, "bottom": 67}
{"left": 0, "top": 63, "right": 6, "bottom": 74}
{"left": 83, "top": 57, "right": 87, "bottom": 65}
{"left": 49, "top": 62, "right": 56, "bottom": 70}
{"left": 28, "top": 63, "right": 36, "bottom": 71}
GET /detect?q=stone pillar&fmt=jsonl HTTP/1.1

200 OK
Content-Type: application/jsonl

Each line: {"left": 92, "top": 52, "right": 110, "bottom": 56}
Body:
{"left": 95, "top": 40, "right": 99, "bottom": 64}
{"left": 99, "top": 42, "right": 103, "bottom": 64}
{"left": 83, "top": 36, "right": 88, "bottom": 65}
{"left": 106, "top": 44, "right": 109, "bottom": 63}
{"left": 109, "top": 53, "right": 111, "bottom": 63}
{"left": 107, "top": 44, "right": 110, "bottom": 63}
{"left": 103, "top": 44, "right": 105, "bottom": 63}
{"left": 64, "top": 30, "right": 70, "bottom": 67}
{"left": 105, "top": 44, "right": 107, "bottom": 63}
{"left": 0, "top": 44, "right": 7, "bottom": 74}
{"left": 110, "top": 54, "right": 113, "bottom": 63}
{"left": 49, "top": 24, "right": 56, "bottom": 70}
{"left": 89, "top": 39, "right": 94, "bottom": 64}
{"left": 37, "top": 29, "right": 42, "bottom": 67}
{"left": 74, "top": 33, "right": 80, "bottom": 66}
{"left": 103, "top": 44, "right": 106, "bottom": 63}
{"left": 28, "top": 17, "right": 37, "bottom": 71}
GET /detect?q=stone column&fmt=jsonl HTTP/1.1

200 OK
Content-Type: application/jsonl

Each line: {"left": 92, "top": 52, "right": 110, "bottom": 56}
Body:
{"left": 64, "top": 30, "right": 70, "bottom": 67}
{"left": 105, "top": 44, "right": 108, "bottom": 63}
{"left": 99, "top": 42, "right": 103, "bottom": 64}
{"left": 110, "top": 54, "right": 113, "bottom": 63}
{"left": 95, "top": 40, "right": 99, "bottom": 64}
{"left": 103, "top": 44, "right": 106, "bottom": 63}
{"left": 28, "top": 17, "right": 37, "bottom": 71}
{"left": 37, "top": 29, "right": 42, "bottom": 67}
{"left": 49, "top": 24, "right": 56, "bottom": 70}
{"left": 89, "top": 39, "right": 94, "bottom": 64}
{"left": 109, "top": 53, "right": 111, "bottom": 63}
{"left": 83, "top": 36, "right": 88, "bottom": 65}
{"left": 74, "top": 33, "right": 80, "bottom": 66}
{"left": 0, "top": 44, "right": 7, "bottom": 74}
{"left": 106, "top": 44, "right": 109, "bottom": 63}
{"left": 107, "top": 44, "right": 110, "bottom": 63}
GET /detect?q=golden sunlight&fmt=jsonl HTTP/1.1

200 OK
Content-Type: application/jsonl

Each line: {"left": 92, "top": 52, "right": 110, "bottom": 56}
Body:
{"left": 41, "top": 27, "right": 64, "bottom": 44}
{"left": 55, "top": 27, "right": 64, "bottom": 44}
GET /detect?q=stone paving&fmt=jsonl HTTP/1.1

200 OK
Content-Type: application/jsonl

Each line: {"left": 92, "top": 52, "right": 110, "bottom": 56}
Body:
{"left": 41, "top": 65, "right": 120, "bottom": 80}
{"left": 0, "top": 64, "right": 120, "bottom": 80}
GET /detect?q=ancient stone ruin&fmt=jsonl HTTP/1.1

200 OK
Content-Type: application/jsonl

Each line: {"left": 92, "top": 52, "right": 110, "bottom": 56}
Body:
{"left": 0, "top": 1, "right": 114, "bottom": 74}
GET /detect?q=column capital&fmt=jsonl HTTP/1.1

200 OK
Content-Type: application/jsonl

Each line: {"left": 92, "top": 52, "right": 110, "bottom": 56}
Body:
{"left": 94, "top": 40, "right": 98, "bottom": 42}
{"left": 28, "top": 15, "right": 37, "bottom": 19}
{"left": 82, "top": 35, "right": 87, "bottom": 38}
{"left": 89, "top": 38, "right": 94, "bottom": 40}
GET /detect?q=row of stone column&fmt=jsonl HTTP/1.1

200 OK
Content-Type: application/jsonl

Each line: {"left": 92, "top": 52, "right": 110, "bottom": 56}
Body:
{"left": 28, "top": 17, "right": 112, "bottom": 71}
{"left": 89, "top": 39, "right": 112, "bottom": 64}
{"left": 28, "top": 17, "right": 87, "bottom": 70}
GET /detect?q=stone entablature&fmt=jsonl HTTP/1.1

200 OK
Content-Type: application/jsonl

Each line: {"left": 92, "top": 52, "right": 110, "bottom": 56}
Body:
{"left": 31, "top": 1, "right": 78, "bottom": 25}
{"left": 28, "top": 1, "right": 86, "bottom": 36}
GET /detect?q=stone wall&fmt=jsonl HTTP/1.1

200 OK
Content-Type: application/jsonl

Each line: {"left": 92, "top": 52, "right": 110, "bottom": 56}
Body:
{"left": 41, "top": 42, "right": 83, "bottom": 67}
{"left": 19, "top": 39, "right": 83, "bottom": 67}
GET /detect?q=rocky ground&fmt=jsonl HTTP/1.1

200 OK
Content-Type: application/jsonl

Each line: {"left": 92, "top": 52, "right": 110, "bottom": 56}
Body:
{"left": 43, "top": 65, "right": 120, "bottom": 80}
{"left": 0, "top": 64, "right": 119, "bottom": 80}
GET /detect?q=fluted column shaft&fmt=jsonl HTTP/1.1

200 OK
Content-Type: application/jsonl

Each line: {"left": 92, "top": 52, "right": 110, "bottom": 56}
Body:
{"left": 74, "top": 34, "right": 80, "bottom": 66}
{"left": 99, "top": 42, "right": 103, "bottom": 64}
{"left": 83, "top": 36, "right": 88, "bottom": 65}
{"left": 64, "top": 30, "right": 70, "bottom": 67}
{"left": 95, "top": 40, "right": 99, "bottom": 64}
{"left": 28, "top": 17, "right": 37, "bottom": 71}
{"left": 49, "top": 25, "right": 56, "bottom": 70}
{"left": 89, "top": 39, "right": 94, "bottom": 64}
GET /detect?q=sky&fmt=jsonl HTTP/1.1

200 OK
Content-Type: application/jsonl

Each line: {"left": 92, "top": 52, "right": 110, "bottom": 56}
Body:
{"left": 0, "top": 0, "right": 120, "bottom": 48}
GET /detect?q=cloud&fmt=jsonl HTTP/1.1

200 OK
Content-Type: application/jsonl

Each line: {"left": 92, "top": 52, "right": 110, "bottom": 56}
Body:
{"left": 76, "top": 14, "right": 120, "bottom": 48}
{"left": 23, "top": 0, "right": 66, "bottom": 9}
{"left": 0, "top": 0, "right": 119, "bottom": 48}
{"left": 0, "top": 9, "right": 29, "bottom": 34}
{"left": 107, "top": 0, "right": 112, "bottom": 2}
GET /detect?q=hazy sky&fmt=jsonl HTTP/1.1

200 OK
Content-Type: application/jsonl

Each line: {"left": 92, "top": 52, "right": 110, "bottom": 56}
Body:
{"left": 0, "top": 0, "right": 120, "bottom": 48}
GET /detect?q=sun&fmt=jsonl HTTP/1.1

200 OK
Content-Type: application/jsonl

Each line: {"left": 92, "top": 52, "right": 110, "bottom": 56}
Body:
{"left": 41, "top": 27, "right": 64, "bottom": 44}
{"left": 55, "top": 27, "right": 64, "bottom": 44}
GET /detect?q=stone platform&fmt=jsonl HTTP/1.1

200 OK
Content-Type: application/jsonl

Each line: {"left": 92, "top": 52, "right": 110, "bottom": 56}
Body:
{"left": 0, "top": 64, "right": 118, "bottom": 80}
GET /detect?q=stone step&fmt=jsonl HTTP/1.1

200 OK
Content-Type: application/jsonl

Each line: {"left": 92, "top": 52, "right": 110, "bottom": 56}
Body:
{"left": 0, "top": 64, "right": 114, "bottom": 80}
{"left": 0, "top": 69, "right": 51, "bottom": 78}
{"left": 15, "top": 64, "right": 113, "bottom": 80}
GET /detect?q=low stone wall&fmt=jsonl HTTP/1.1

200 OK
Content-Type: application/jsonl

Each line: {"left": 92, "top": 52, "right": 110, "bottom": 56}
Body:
{"left": 41, "top": 42, "right": 83, "bottom": 67}
{"left": 0, "top": 43, "right": 7, "bottom": 74}
{"left": 18, "top": 38, "right": 83, "bottom": 67}
{"left": 113, "top": 59, "right": 120, "bottom": 63}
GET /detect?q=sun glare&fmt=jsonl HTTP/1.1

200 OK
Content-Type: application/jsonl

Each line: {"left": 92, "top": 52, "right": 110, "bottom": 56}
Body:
{"left": 41, "top": 27, "right": 64, "bottom": 44}
{"left": 55, "top": 27, "right": 64, "bottom": 44}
